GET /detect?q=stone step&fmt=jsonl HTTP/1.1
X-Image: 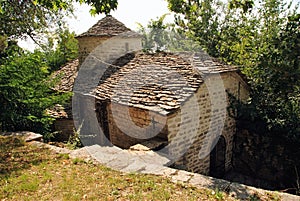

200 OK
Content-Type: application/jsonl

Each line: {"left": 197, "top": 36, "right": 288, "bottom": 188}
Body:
{"left": 1, "top": 131, "right": 43, "bottom": 142}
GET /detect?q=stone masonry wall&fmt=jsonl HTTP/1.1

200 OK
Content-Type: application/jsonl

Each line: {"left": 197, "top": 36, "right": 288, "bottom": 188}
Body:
{"left": 93, "top": 71, "right": 248, "bottom": 176}
{"left": 77, "top": 36, "right": 142, "bottom": 65}
{"left": 233, "top": 129, "right": 300, "bottom": 191}
{"left": 167, "top": 72, "right": 249, "bottom": 175}
{"left": 106, "top": 102, "right": 168, "bottom": 149}
{"left": 77, "top": 36, "right": 109, "bottom": 64}
{"left": 53, "top": 119, "right": 75, "bottom": 142}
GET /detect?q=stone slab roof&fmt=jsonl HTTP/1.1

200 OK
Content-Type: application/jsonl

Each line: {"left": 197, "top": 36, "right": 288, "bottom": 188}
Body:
{"left": 193, "top": 54, "right": 238, "bottom": 74}
{"left": 48, "top": 59, "right": 79, "bottom": 119}
{"left": 52, "top": 59, "right": 79, "bottom": 92}
{"left": 76, "top": 15, "right": 140, "bottom": 38}
{"left": 52, "top": 51, "right": 238, "bottom": 116}
{"left": 92, "top": 52, "right": 237, "bottom": 114}
{"left": 46, "top": 104, "right": 69, "bottom": 119}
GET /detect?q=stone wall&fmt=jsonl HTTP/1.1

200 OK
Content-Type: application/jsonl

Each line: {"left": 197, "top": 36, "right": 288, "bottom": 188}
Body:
{"left": 106, "top": 102, "right": 168, "bottom": 149}
{"left": 94, "top": 71, "right": 249, "bottom": 177}
{"left": 77, "top": 36, "right": 142, "bottom": 65}
{"left": 233, "top": 129, "right": 300, "bottom": 191}
{"left": 77, "top": 36, "right": 109, "bottom": 64}
{"left": 167, "top": 72, "right": 249, "bottom": 175}
{"left": 53, "top": 119, "right": 74, "bottom": 141}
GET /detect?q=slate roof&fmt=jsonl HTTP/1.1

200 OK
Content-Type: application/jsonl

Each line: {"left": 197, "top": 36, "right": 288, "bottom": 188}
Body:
{"left": 51, "top": 53, "right": 238, "bottom": 116}
{"left": 76, "top": 15, "right": 140, "bottom": 38}
{"left": 50, "top": 15, "right": 238, "bottom": 117}
{"left": 52, "top": 59, "right": 79, "bottom": 92}
{"left": 92, "top": 51, "right": 237, "bottom": 114}
{"left": 47, "top": 59, "right": 79, "bottom": 119}
{"left": 46, "top": 104, "right": 69, "bottom": 119}
{"left": 193, "top": 54, "right": 238, "bottom": 74}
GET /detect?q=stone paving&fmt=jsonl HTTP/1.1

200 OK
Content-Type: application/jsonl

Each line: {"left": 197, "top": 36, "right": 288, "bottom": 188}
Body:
{"left": 28, "top": 140, "right": 299, "bottom": 201}
{"left": 5, "top": 131, "right": 299, "bottom": 201}
{"left": 1, "top": 131, "right": 43, "bottom": 142}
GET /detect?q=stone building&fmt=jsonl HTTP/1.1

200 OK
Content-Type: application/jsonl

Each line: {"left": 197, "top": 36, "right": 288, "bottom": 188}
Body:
{"left": 52, "top": 15, "right": 249, "bottom": 177}
{"left": 76, "top": 15, "right": 142, "bottom": 65}
{"left": 50, "top": 15, "right": 142, "bottom": 141}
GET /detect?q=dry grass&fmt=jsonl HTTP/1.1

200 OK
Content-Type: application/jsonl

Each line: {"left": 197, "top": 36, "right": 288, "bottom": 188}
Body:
{"left": 0, "top": 136, "right": 277, "bottom": 201}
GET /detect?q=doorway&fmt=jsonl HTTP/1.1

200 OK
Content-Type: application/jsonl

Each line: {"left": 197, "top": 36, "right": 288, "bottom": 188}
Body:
{"left": 210, "top": 136, "right": 226, "bottom": 178}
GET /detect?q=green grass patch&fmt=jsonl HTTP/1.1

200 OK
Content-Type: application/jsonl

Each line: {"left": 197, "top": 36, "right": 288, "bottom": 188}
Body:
{"left": 0, "top": 136, "right": 280, "bottom": 201}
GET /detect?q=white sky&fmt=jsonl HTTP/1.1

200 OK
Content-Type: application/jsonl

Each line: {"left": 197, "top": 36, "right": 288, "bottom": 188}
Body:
{"left": 68, "top": 0, "right": 172, "bottom": 34}
{"left": 18, "top": 0, "right": 299, "bottom": 51}
{"left": 19, "top": 0, "right": 171, "bottom": 50}
{"left": 65, "top": 0, "right": 300, "bottom": 34}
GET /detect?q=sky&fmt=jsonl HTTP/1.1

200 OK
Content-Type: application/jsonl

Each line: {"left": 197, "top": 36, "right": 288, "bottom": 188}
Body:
{"left": 68, "top": 0, "right": 172, "bottom": 34}
{"left": 61, "top": 0, "right": 300, "bottom": 34}
{"left": 18, "top": 0, "right": 172, "bottom": 50}
{"left": 18, "top": 0, "right": 299, "bottom": 51}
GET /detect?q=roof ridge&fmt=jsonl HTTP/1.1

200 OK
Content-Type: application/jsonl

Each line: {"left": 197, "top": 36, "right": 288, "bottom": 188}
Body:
{"left": 76, "top": 15, "right": 133, "bottom": 38}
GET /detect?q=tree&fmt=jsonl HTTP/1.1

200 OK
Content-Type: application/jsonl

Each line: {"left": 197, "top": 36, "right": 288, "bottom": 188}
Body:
{"left": 167, "top": 0, "right": 300, "bottom": 139}
{"left": 247, "top": 12, "right": 300, "bottom": 139}
{"left": 0, "top": 0, "right": 72, "bottom": 42}
{"left": 167, "top": 0, "right": 223, "bottom": 56}
{"left": 82, "top": 0, "right": 118, "bottom": 15}
{"left": 138, "top": 14, "right": 171, "bottom": 52}
{"left": 138, "top": 14, "right": 202, "bottom": 52}
{"left": 0, "top": 0, "right": 116, "bottom": 136}
{"left": 0, "top": 0, "right": 118, "bottom": 45}
{"left": 0, "top": 45, "right": 70, "bottom": 135}
{"left": 43, "top": 28, "right": 79, "bottom": 72}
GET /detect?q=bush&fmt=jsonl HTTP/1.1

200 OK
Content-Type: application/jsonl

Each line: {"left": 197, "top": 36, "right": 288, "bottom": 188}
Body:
{"left": 0, "top": 45, "right": 70, "bottom": 135}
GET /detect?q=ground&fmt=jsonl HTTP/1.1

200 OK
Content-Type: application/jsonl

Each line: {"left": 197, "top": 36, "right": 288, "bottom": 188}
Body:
{"left": 0, "top": 136, "right": 279, "bottom": 201}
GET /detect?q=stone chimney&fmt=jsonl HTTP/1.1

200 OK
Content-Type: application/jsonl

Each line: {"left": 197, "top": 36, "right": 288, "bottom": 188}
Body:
{"left": 75, "top": 15, "right": 142, "bottom": 66}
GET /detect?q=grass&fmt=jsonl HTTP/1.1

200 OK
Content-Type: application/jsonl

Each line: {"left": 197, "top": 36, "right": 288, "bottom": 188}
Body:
{"left": 0, "top": 136, "right": 278, "bottom": 201}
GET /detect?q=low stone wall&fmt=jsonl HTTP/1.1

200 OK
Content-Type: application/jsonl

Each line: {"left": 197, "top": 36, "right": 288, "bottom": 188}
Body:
{"left": 233, "top": 129, "right": 300, "bottom": 192}
{"left": 30, "top": 140, "right": 300, "bottom": 201}
{"left": 53, "top": 119, "right": 75, "bottom": 142}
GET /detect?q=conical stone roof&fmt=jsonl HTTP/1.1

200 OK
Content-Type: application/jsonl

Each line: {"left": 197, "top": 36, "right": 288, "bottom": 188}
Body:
{"left": 76, "top": 15, "right": 134, "bottom": 37}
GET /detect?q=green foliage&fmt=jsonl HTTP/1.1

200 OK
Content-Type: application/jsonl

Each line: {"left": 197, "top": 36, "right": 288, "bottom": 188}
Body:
{"left": 167, "top": 0, "right": 300, "bottom": 140}
{"left": 0, "top": 0, "right": 112, "bottom": 138}
{"left": 248, "top": 193, "right": 261, "bottom": 201}
{"left": 0, "top": 0, "right": 117, "bottom": 49}
{"left": 0, "top": 0, "right": 73, "bottom": 41}
{"left": 138, "top": 14, "right": 170, "bottom": 52}
{"left": 0, "top": 35, "right": 7, "bottom": 53}
{"left": 81, "top": 0, "right": 118, "bottom": 15}
{"left": 138, "top": 14, "right": 202, "bottom": 53}
{"left": 67, "top": 129, "right": 83, "bottom": 150}
{"left": 0, "top": 45, "right": 70, "bottom": 134}
{"left": 44, "top": 28, "right": 78, "bottom": 72}
{"left": 167, "top": 0, "right": 223, "bottom": 56}
{"left": 212, "top": 188, "right": 224, "bottom": 200}
{"left": 228, "top": 0, "right": 254, "bottom": 12}
{"left": 247, "top": 11, "right": 300, "bottom": 140}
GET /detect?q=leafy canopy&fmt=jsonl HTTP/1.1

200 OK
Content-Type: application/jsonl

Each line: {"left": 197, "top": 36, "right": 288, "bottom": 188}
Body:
{"left": 166, "top": 0, "right": 300, "bottom": 139}
{"left": 0, "top": 45, "right": 70, "bottom": 134}
{"left": 0, "top": 0, "right": 118, "bottom": 44}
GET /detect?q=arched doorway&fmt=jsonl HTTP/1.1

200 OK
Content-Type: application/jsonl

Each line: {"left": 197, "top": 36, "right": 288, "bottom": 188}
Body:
{"left": 210, "top": 136, "right": 226, "bottom": 178}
